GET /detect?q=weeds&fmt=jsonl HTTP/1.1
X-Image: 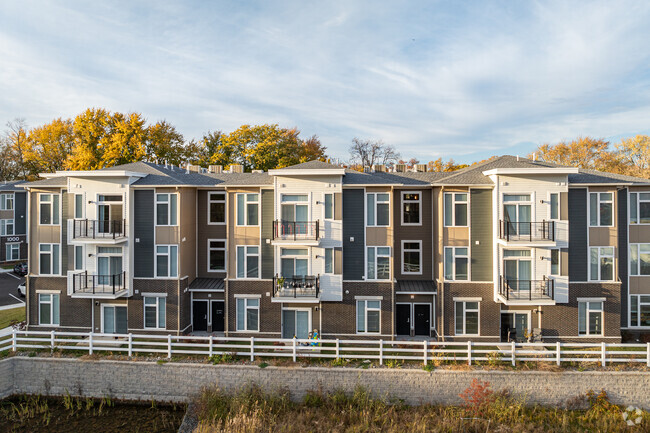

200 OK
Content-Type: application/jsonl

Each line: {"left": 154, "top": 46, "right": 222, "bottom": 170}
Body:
{"left": 385, "top": 358, "right": 402, "bottom": 368}
{"left": 208, "top": 353, "right": 235, "bottom": 365}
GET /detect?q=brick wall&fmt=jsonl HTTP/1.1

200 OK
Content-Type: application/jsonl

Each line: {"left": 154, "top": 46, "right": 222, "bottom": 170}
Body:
{"left": 227, "top": 280, "right": 280, "bottom": 336}
{"left": 27, "top": 277, "right": 92, "bottom": 331}
{"left": 440, "top": 283, "right": 499, "bottom": 341}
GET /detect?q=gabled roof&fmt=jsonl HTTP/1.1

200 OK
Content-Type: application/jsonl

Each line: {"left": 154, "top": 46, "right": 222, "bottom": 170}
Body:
{"left": 0, "top": 180, "right": 27, "bottom": 192}
{"left": 342, "top": 170, "right": 447, "bottom": 186}
{"left": 279, "top": 160, "right": 342, "bottom": 170}
{"left": 22, "top": 177, "right": 68, "bottom": 188}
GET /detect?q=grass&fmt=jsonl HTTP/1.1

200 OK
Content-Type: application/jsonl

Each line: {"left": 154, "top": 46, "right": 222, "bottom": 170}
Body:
{"left": 0, "top": 306, "right": 25, "bottom": 330}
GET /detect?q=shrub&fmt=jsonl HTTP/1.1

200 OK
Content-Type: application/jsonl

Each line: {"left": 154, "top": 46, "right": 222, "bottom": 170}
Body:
{"left": 459, "top": 379, "right": 494, "bottom": 416}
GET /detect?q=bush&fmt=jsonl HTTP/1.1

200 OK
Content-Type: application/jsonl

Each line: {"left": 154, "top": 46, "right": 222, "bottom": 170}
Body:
{"left": 458, "top": 379, "right": 494, "bottom": 416}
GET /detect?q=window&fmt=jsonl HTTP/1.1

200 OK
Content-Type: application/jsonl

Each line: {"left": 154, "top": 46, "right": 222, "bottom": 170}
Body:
{"left": 6, "top": 243, "right": 19, "bottom": 261}
{"left": 208, "top": 240, "right": 226, "bottom": 272}
{"left": 402, "top": 241, "right": 421, "bottom": 274}
{"left": 236, "top": 297, "right": 259, "bottom": 331}
{"left": 630, "top": 244, "right": 650, "bottom": 275}
{"left": 144, "top": 296, "right": 166, "bottom": 329}
{"left": 402, "top": 192, "right": 421, "bottom": 225}
{"left": 455, "top": 301, "right": 479, "bottom": 335}
{"left": 0, "top": 219, "right": 13, "bottom": 236}
{"left": 366, "top": 193, "right": 390, "bottom": 226}
{"left": 630, "top": 295, "right": 650, "bottom": 327}
{"left": 156, "top": 245, "right": 178, "bottom": 277}
{"left": 444, "top": 247, "right": 468, "bottom": 281}
{"left": 0, "top": 193, "right": 13, "bottom": 210}
{"left": 550, "top": 249, "right": 560, "bottom": 276}
{"left": 39, "top": 194, "right": 60, "bottom": 225}
{"left": 280, "top": 248, "right": 308, "bottom": 278}
{"left": 589, "top": 192, "right": 613, "bottom": 226}
{"left": 208, "top": 192, "right": 226, "bottom": 224}
{"left": 366, "top": 246, "right": 390, "bottom": 280}
{"left": 357, "top": 300, "right": 380, "bottom": 333}
{"left": 236, "top": 246, "right": 259, "bottom": 278}
{"left": 578, "top": 301, "right": 603, "bottom": 335}
{"left": 324, "top": 193, "right": 334, "bottom": 220}
{"left": 156, "top": 193, "right": 178, "bottom": 226}
{"left": 74, "top": 245, "right": 84, "bottom": 270}
{"left": 74, "top": 194, "right": 83, "bottom": 219}
{"left": 630, "top": 192, "right": 650, "bottom": 224}
{"left": 550, "top": 193, "right": 559, "bottom": 220}
{"left": 444, "top": 193, "right": 468, "bottom": 226}
{"left": 39, "top": 244, "right": 60, "bottom": 275}
{"left": 324, "top": 248, "right": 334, "bottom": 274}
{"left": 236, "top": 194, "right": 259, "bottom": 226}
{"left": 39, "top": 293, "right": 60, "bottom": 326}
{"left": 590, "top": 247, "right": 614, "bottom": 281}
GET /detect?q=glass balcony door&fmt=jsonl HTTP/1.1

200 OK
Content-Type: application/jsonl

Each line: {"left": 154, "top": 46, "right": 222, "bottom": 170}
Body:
{"left": 97, "top": 247, "right": 123, "bottom": 286}
{"left": 504, "top": 194, "right": 531, "bottom": 236}
{"left": 282, "top": 309, "right": 310, "bottom": 339}
{"left": 503, "top": 250, "right": 531, "bottom": 291}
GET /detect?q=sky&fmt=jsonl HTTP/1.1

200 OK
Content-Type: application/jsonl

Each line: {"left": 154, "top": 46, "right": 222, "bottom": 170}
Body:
{"left": 1, "top": 1, "right": 650, "bottom": 164}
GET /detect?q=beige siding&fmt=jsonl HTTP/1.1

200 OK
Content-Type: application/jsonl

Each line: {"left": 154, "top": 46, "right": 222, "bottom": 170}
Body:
{"left": 178, "top": 188, "right": 196, "bottom": 280}
{"left": 629, "top": 277, "right": 650, "bottom": 294}
{"left": 227, "top": 188, "right": 261, "bottom": 276}
{"left": 589, "top": 227, "right": 617, "bottom": 246}
{"left": 629, "top": 225, "right": 650, "bottom": 243}
{"left": 29, "top": 190, "right": 62, "bottom": 268}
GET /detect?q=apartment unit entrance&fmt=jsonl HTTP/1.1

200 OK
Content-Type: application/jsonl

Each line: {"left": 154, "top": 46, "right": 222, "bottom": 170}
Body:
{"left": 500, "top": 312, "right": 530, "bottom": 342}
{"left": 102, "top": 305, "right": 127, "bottom": 334}
{"left": 211, "top": 301, "right": 225, "bottom": 332}
{"left": 193, "top": 300, "right": 208, "bottom": 332}
{"left": 282, "top": 308, "right": 311, "bottom": 339}
{"left": 396, "top": 303, "right": 431, "bottom": 337}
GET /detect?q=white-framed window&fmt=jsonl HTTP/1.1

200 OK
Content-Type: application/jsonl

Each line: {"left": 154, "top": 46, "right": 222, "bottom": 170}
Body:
{"left": 208, "top": 192, "right": 226, "bottom": 224}
{"left": 630, "top": 192, "right": 650, "bottom": 224}
{"left": 144, "top": 295, "right": 166, "bottom": 329}
{"left": 236, "top": 246, "right": 259, "bottom": 278}
{"left": 589, "top": 247, "right": 614, "bottom": 281}
{"left": 74, "top": 194, "right": 84, "bottom": 219}
{"left": 39, "top": 293, "right": 60, "bottom": 326}
{"left": 39, "top": 194, "right": 60, "bottom": 225}
{"left": 156, "top": 193, "right": 178, "bottom": 226}
{"left": 402, "top": 240, "right": 422, "bottom": 274}
{"left": 324, "top": 193, "right": 334, "bottom": 220}
{"left": 39, "top": 244, "right": 60, "bottom": 275}
{"left": 236, "top": 193, "right": 259, "bottom": 226}
{"left": 324, "top": 248, "right": 334, "bottom": 274}
{"left": 455, "top": 300, "right": 479, "bottom": 335}
{"left": 630, "top": 244, "right": 650, "bottom": 276}
{"left": 0, "top": 219, "right": 13, "bottom": 236}
{"left": 208, "top": 239, "right": 226, "bottom": 272}
{"left": 630, "top": 295, "right": 650, "bottom": 327}
{"left": 280, "top": 248, "right": 308, "bottom": 277}
{"left": 366, "top": 192, "right": 390, "bottom": 226}
{"left": 444, "top": 192, "right": 468, "bottom": 226}
{"left": 356, "top": 299, "right": 380, "bottom": 334}
{"left": 6, "top": 243, "right": 19, "bottom": 261}
{"left": 549, "top": 192, "right": 559, "bottom": 220}
{"left": 401, "top": 191, "right": 421, "bottom": 225}
{"left": 589, "top": 192, "right": 613, "bottom": 226}
{"left": 444, "top": 247, "right": 468, "bottom": 281}
{"left": 155, "top": 245, "right": 178, "bottom": 278}
{"left": 236, "top": 297, "right": 259, "bottom": 331}
{"left": 550, "top": 249, "right": 560, "bottom": 276}
{"left": 578, "top": 300, "right": 603, "bottom": 335}
{"left": 74, "top": 245, "right": 84, "bottom": 270}
{"left": 0, "top": 193, "right": 13, "bottom": 210}
{"left": 366, "top": 246, "right": 390, "bottom": 280}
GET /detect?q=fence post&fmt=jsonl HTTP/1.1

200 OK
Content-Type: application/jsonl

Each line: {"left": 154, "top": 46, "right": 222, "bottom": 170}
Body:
{"left": 167, "top": 335, "right": 172, "bottom": 359}
{"left": 647, "top": 343, "right": 650, "bottom": 368}
{"left": 601, "top": 342, "right": 606, "bottom": 367}
{"left": 50, "top": 330, "right": 55, "bottom": 353}
{"left": 511, "top": 341, "right": 516, "bottom": 366}
{"left": 11, "top": 328, "right": 16, "bottom": 352}
{"left": 335, "top": 338, "right": 340, "bottom": 361}
{"left": 89, "top": 332, "right": 93, "bottom": 355}
{"left": 128, "top": 333, "right": 133, "bottom": 357}
{"left": 467, "top": 341, "right": 472, "bottom": 366}
{"left": 208, "top": 336, "right": 213, "bottom": 358}
{"left": 250, "top": 336, "right": 255, "bottom": 361}
{"left": 556, "top": 341, "right": 561, "bottom": 366}
{"left": 379, "top": 339, "right": 384, "bottom": 366}
{"left": 423, "top": 340, "right": 427, "bottom": 366}
{"left": 292, "top": 337, "right": 297, "bottom": 362}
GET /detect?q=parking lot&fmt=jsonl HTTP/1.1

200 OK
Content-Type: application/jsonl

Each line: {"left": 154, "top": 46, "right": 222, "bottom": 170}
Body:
{"left": 0, "top": 271, "right": 25, "bottom": 307}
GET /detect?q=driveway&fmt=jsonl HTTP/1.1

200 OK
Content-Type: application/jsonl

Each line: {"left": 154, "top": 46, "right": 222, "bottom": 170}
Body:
{"left": 0, "top": 271, "right": 25, "bottom": 308}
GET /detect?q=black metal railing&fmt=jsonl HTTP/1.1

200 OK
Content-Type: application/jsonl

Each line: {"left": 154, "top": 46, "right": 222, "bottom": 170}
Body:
{"left": 499, "top": 220, "right": 555, "bottom": 242}
{"left": 499, "top": 276, "right": 554, "bottom": 301}
{"left": 272, "top": 220, "right": 319, "bottom": 241}
{"left": 273, "top": 274, "right": 320, "bottom": 298}
{"left": 72, "top": 271, "right": 126, "bottom": 295}
{"left": 72, "top": 219, "right": 126, "bottom": 239}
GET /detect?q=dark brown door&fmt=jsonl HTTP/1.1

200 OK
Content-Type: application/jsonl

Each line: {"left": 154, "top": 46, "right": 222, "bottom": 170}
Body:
{"left": 193, "top": 301, "right": 208, "bottom": 332}
{"left": 414, "top": 304, "right": 430, "bottom": 336}
{"left": 211, "top": 301, "right": 224, "bottom": 332}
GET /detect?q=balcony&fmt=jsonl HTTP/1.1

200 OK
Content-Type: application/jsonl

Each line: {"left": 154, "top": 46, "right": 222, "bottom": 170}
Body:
{"left": 273, "top": 275, "right": 320, "bottom": 300}
{"left": 498, "top": 276, "right": 554, "bottom": 302}
{"left": 272, "top": 220, "right": 319, "bottom": 241}
{"left": 72, "top": 219, "right": 126, "bottom": 241}
{"left": 499, "top": 220, "right": 555, "bottom": 242}
{"left": 72, "top": 271, "right": 126, "bottom": 296}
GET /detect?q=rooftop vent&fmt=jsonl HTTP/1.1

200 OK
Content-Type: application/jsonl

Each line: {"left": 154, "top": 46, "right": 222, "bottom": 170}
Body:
{"left": 372, "top": 164, "right": 386, "bottom": 173}
{"left": 363, "top": 166, "right": 371, "bottom": 173}
{"left": 209, "top": 165, "right": 223, "bottom": 174}
{"left": 230, "top": 164, "right": 244, "bottom": 173}
{"left": 188, "top": 164, "right": 200, "bottom": 173}
{"left": 394, "top": 164, "right": 406, "bottom": 173}
{"left": 415, "top": 164, "right": 427, "bottom": 172}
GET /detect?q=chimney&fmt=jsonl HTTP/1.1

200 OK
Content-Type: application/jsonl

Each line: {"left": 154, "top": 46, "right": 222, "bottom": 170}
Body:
{"left": 415, "top": 164, "right": 427, "bottom": 173}
{"left": 209, "top": 165, "right": 223, "bottom": 174}
{"left": 230, "top": 164, "right": 244, "bottom": 173}
{"left": 395, "top": 164, "right": 406, "bottom": 172}
{"left": 372, "top": 164, "right": 386, "bottom": 173}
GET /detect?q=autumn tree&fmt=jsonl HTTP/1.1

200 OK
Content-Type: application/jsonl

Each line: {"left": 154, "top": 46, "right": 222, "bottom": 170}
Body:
{"left": 146, "top": 120, "right": 186, "bottom": 166}
{"left": 615, "top": 135, "right": 650, "bottom": 179}
{"left": 24, "top": 118, "right": 74, "bottom": 175}
{"left": 5, "top": 119, "right": 29, "bottom": 180}
{"left": 427, "top": 158, "right": 469, "bottom": 172}
{"left": 0, "top": 135, "right": 20, "bottom": 181}
{"left": 531, "top": 136, "right": 624, "bottom": 173}
{"left": 349, "top": 138, "right": 400, "bottom": 169}
{"left": 68, "top": 108, "right": 114, "bottom": 170}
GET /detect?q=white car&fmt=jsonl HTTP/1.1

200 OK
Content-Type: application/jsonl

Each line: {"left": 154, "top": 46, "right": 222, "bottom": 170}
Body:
{"left": 17, "top": 283, "right": 26, "bottom": 297}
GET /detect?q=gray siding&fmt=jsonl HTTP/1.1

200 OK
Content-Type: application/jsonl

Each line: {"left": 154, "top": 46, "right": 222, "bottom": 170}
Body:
{"left": 14, "top": 192, "right": 26, "bottom": 235}
{"left": 61, "top": 191, "right": 69, "bottom": 272}
{"left": 568, "top": 188, "right": 588, "bottom": 281}
{"left": 618, "top": 188, "right": 628, "bottom": 328}
{"left": 343, "top": 189, "right": 364, "bottom": 280}
{"left": 134, "top": 190, "right": 154, "bottom": 278}
{"left": 470, "top": 188, "right": 492, "bottom": 281}
{"left": 261, "top": 189, "right": 274, "bottom": 279}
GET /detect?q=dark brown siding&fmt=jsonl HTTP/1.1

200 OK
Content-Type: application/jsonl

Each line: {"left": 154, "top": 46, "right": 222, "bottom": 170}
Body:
{"left": 196, "top": 190, "right": 227, "bottom": 279}
{"left": 393, "top": 189, "right": 433, "bottom": 280}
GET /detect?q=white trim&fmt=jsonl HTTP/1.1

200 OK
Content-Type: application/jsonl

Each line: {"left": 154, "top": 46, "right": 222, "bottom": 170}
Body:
{"left": 38, "top": 243, "right": 60, "bottom": 276}
{"left": 444, "top": 246, "right": 469, "bottom": 281}
{"left": 483, "top": 167, "right": 579, "bottom": 175}
{"left": 588, "top": 246, "right": 615, "bottom": 282}
{"left": 234, "top": 293, "right": 262, "bottom": 299}
{"left": 268, "top": 168, "right": 346, "bottom": 176}
{"left": 207, "top": 238, "right": 227, "bottom": 273}
{"left": 154, "top": 244, "right": 179, "bottom": 278}
{"left": 578, "top": 299, "right": 604, "bottom": 336}
{"left": 141, "top": 292, "right": 168, "bottom": 297}
{"left": 235, "top": 296, "right": 260, "bottom": 332}
{"left": 443, "top": 192, "right": 468, "bottom": 227}
{"left": 35, "top": 289, "right": 62, "bottom": 294}
{"left": 354, "top": 295, "right": 384, "bottom": 300}
{"left": 588, "top": 190, "right": 614, "bottom": 227}
{"left": 38, "top": 193, "right": 60, "bottom": 226}
{"left": 281, "top": 307, "right": 313, "bottom": 338}
{"left": 143, "top": 294, "right": 167, "bottom": 330}
{"left": 235, "top": 193, "right": 260, "bottom": 227}
{"left": 154, "top": 192, "right": 179, "bottom": 227}
{"left": 365, "top": 191, "right": 390, "bottom": 227}
{"left": 577, "top": 297, "right": 606, "bottom": 302}
{"left": 453, "top": 297, "right": 483, "bottom": 302}
{"left": 323, "top": 193, "right": 335, "bottom": 220}
{"left": 401, "top": 240, "right": 422, "bottom": 275}
{"left": 38, "top": 292, "right": 60, "bottom": 326}
{"left": 365, "top": 245, "right": 391, "bottom": 281}
{"left": 207, "top": 191, "right": 227, "bottom": 225}
{"left": 400, "top": 191, "right": 422, "bottom": 226}
{"left": 236, "top": 244, "right": 261, "bottom": 279}
{"left": 454, "top": 299, "right": 480, "bottom": 336}
{"left": 356, "top": 299, "right": 381, "bottom": 334}
{"left": 548, "top": 191, "right": 560, "bottom": 221}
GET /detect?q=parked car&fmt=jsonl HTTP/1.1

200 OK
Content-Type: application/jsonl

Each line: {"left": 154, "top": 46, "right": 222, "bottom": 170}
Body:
{"left": 17, "top": 282, "right": 26, "bottom": 297}
{"left": 13, "top": 262, "right": 27, "bottom": 276}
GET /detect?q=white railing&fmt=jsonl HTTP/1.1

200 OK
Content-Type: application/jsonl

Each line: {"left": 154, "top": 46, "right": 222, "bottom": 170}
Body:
{"left": 0, "top": 328, "right": 648, "bottom": 367}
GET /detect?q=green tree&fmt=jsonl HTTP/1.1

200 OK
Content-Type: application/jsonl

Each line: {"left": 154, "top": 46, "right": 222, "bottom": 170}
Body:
{"left": 146, "top": 120, "right": 186, "bottom": 166}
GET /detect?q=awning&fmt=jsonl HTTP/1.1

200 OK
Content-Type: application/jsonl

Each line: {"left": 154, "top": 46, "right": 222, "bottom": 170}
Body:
{"left": 189, "top": 278, "right": 225, "bottom": 291}
{"left": 395, "top": 280, "right": 436, "bottom": 293}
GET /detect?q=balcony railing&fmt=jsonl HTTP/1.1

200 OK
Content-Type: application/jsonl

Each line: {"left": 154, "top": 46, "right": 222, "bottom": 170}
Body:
{"left": 72, "top": 219, "right": 126, "bottom": 240}
{"left": 273, "top": 275, "right": 320, "bottom": 298}
{"left": 499, "top": 220, "right": 555, "bottom": 242}
{"left": 272, "top": 220, "right": 319, "bottom": 241}
{"left": 499, "top": 276, "right": 554, "bottom": 301}
{"left": 72, "top": 271, "right": 126, "bottom": 295}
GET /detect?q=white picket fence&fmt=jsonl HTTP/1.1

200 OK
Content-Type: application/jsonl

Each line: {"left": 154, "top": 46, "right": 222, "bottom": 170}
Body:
{"left": 0, "top": 328, "right": 648, "bottom": 367}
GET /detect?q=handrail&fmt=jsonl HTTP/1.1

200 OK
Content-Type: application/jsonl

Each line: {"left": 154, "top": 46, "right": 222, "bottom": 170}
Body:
{"left": 499, "top": 220, "right": 554, "bottom": 242}
{"left": 273, "top": 274, "right": 320, "bottom": 298}
{"left": 72, "top": 219, "right": 126, "bottom": 239}
{"left": 499, "top": 276, "right": 554, "bottom": 301}
{"left": 272, "top": 220, "right": 319, "bottom": 241}
{"left": 72, "top": 271, "right": 126, "bottom": 295}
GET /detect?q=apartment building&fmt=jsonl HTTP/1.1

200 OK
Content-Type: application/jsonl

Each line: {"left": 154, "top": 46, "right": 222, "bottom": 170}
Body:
{"left": 22, "top": 156, "right": 650, "bottom": 342}
{"left": 0, "top": 181, "right": 27, "bottom": 264}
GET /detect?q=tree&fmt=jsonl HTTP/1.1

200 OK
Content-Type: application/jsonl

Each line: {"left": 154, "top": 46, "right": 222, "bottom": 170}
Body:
{"left": 299, "top": 135, "right": 327, "bottom": 163}
{"left": 68, "top": 108, "right": 114, "bottom": 170}
{"left": 615, "top": 135, "right": 650, "bottom": 179}
{"left": 24, "top": 118, "right": 74, "bottom": 175}
{"left": 101, "top": 112, "right": 147, "bottom": 168}
{"left": 427, "top": 158, "right": 469, "bottom": 172}
{"left": 0, "top": 135, "right": 20, "bottom": 181}
{"left": 349, "top": 138, "right": 400, "bottom": 169}
{"left": 146, "top": 120, "right": 186, "bottom": 166}
{"left": 531, "top": 136, "right": 623, "bottom": 173}
{"left": 5, "top": 119, "right": 29, "bottom": 180}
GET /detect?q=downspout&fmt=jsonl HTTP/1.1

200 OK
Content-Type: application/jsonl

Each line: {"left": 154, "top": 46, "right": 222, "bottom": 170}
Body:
{"left": 177, "top": 280, "right": 181, "bottom": 336}
{"left": 391, "top": 185, "right": 395, "bottom": 340}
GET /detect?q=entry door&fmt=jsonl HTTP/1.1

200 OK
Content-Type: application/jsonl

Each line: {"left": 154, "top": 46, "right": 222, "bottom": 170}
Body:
{"left": 514, "top": 314, "right": 528, "bottom": 342}
{"left": 193, "top": 301, "right": 208, "bottom": 332}
{"left": 500, "top": 313, "right": 513, "bottom": 342}
{"left": 504, "top": 202, "right": 531, "bottom": 235}
{"left": 414, "top": 304, "right": 431, "bottom": 336}
{"left": 500, "top": 313, "right": 528, "bottom": 342}
{"left": 98, "top": 255, "right": 123, "bottom": 285}
{"left": 103, "top": 306, "right": 127, "bottom": 334}
{"left": 504, "top": 257, "right": 531, "bottom": 291}
{"left": 211, "top": 301, "right": 224, "bottom": 332}
{"left": 282, "top": 310, "right": 310, "bottom": 339}
{"left": 395, "top": 304, "right": 411, "bottom": 336}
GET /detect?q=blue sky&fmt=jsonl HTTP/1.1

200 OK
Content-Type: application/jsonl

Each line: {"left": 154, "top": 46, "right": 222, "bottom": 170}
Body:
{"left": 2, "top": 1, "right": 650, "bottom": 164}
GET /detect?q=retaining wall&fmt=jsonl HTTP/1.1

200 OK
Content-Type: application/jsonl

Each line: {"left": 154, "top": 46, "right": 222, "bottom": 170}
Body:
{"left": 0, "top": 357, "right": 648, "bottom": 408}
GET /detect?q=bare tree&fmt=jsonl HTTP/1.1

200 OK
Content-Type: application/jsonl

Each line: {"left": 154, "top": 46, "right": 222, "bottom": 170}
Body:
{"left": 5, "top": 118, "right": 29, "bottom": 180}
{"left": 349, "top": 138, "right": 400, "bottom": 168}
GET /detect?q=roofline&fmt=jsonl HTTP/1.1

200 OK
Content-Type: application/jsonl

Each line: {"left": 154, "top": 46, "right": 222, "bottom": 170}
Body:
{"left": 40, "top": 170, "right": 148, "bottom": 178}
{"left": 569, "top": 183, "right": 636, "bottom": 187}
{"left": 268, "top": 169, "right": 346, "bottom": 176}
{"left": 130, "top": 184, "right": 273, "bottom": 188}
{"left": 482, "top": 167, "right": 579, "bottom": 176}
